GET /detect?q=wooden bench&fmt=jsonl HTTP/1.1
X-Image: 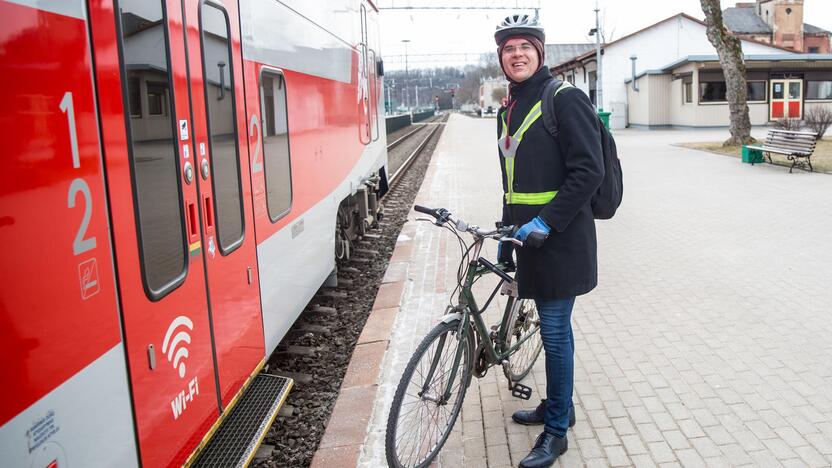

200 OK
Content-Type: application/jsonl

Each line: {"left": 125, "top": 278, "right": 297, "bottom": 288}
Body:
{"left": 746, "top": 129, "right": 818, "bottom": 173}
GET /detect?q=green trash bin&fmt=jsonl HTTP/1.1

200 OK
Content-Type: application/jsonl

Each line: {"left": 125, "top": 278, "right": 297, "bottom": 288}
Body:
{"left": 741, "top": 145, "right": 763, "bottom": 164}
{"left": 597, "top": 109, "right": 611, "bottom": 130}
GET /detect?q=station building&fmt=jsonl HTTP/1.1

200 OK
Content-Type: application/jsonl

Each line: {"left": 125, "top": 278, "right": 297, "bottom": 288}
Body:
{"left": 624, "top": 54, "right": 832, "bottom": 128}
{"left": 547, "top": 2, "right": 832, "bottom": 129}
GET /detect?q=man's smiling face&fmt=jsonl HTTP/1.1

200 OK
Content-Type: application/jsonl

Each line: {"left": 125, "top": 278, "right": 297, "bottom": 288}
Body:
{"left": 501, "top": 38, "right": 539, "bottom": 83}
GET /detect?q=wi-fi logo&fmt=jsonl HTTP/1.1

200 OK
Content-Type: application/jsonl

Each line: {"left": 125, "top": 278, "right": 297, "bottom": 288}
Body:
{"left": 162, "top": 316, "right": 194, "bottom": 379}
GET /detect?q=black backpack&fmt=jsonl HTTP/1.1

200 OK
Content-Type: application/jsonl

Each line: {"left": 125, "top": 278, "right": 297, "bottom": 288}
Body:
{"left": 541, "top": 79, "right": 623, "bottom": 220}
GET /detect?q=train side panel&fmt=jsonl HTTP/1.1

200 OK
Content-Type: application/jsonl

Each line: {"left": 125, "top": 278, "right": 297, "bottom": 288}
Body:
{"left": 0, "top": 1, "right": 137, "bottom": 466}
{"left": 240, "top": 0, "right": 387, "bottom": 354}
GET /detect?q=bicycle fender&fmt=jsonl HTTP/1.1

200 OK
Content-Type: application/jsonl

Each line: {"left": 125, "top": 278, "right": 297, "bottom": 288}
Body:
{"left": 440, "top": 312, "right": 463, "bottom": 324}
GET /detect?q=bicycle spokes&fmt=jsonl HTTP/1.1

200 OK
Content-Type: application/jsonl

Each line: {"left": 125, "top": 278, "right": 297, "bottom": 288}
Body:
{"left": 388, "top": 325, "right": 470, "bottom": 468}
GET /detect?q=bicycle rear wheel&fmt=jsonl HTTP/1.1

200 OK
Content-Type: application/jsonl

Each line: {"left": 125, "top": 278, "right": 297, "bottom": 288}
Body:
{"left": 385, "top": 319, "right": 473, "bottom": 468}
{"left": 502, "top": 298, "right": 543, "bottom": 382}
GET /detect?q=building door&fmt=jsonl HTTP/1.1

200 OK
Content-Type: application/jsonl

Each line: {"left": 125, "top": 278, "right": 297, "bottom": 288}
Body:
{"left": 770, "top": 79, "right": 804, "bottom": 120}
{"left": 182, "top": 0, "right": 265, "bottom": 409}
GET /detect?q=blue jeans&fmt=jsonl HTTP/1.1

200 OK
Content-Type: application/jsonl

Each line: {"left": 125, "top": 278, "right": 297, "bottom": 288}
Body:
{"left": 535, "top": 297, "right": 576, "bottom": 437}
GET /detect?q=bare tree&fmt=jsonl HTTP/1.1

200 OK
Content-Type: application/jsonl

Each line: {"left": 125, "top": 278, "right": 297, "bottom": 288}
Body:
{"left": 805, "top": 106, "right": 832, "bottom": 139}
{"left": 700, "top": 0, "right": 754, "bottom": 145}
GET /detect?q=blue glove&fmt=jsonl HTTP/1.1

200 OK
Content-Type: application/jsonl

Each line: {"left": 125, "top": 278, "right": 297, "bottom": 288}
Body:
{"left": 514, "top": 217, "right": 550, "bottom": 248}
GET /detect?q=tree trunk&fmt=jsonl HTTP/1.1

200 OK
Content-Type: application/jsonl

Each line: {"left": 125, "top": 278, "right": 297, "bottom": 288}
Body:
{"left": 700, "top": 0, "right": 755, "bottom": 146}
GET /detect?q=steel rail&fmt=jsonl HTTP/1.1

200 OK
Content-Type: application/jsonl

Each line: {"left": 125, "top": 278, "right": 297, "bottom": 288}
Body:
{"left": 385, "top": 120, "right": 442, "bottom": 193}
{"left": 387, "top": 125, "right": 425, "bottom": 151}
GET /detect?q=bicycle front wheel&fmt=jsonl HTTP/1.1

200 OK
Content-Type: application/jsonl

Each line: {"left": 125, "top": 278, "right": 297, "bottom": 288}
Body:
{"left": 502, "top": 298, "right": 543, "bottom": 382}
{"left": 385, "top": 319, "right": 473, "bottom": 468}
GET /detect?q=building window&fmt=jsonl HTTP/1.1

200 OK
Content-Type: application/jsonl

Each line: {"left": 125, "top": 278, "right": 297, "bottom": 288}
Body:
{"left": 699, "top": 81, "right": 767, "bottom": 102}
{"left": 260, "top": 70, "right": 293, "bottom": 221}
{"left": 683, "top": 78, "right": 693, "bottom": 104}
{"left": 747, "top": 81, "right": 767, "bottom": 101}
{"left": 588, "top": 70, "right": 597, "bottom": 106}
{"left": 146, "top": 82, "right": 168, "bottom": 116}
{"left": 699, "top": 81, "right": 727, "bottom": 102}
{"left": 806, "top": 81, "right": 832, "bottom": 100}
{"left": 128, "top": 76, "right": 141, "bottom": 117}
{"left": 808, "top": 47, "right": 820, "bottom": 54}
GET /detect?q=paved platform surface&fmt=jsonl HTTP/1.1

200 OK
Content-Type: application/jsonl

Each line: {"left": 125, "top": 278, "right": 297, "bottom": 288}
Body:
{"left": 325, "top": 115, "right": 832, "bottom": 467}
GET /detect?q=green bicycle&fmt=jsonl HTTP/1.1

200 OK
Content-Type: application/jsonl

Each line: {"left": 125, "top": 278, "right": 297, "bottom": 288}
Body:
{"left": 385, "top": 205, "right": 544, "bottom": 468}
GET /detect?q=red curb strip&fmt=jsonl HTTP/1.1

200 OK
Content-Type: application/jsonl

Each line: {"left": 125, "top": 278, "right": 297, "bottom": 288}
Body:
{"left": 310, "top": 241, "right": 412, "bottom": 467}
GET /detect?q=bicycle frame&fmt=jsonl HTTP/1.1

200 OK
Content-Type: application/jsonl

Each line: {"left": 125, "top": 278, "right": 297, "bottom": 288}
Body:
{"left": 421, "top": 237, "right": 540, "bottom": 403}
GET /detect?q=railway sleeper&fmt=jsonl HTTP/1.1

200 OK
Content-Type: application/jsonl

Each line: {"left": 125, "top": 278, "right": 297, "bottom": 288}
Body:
{"left": 307, "top": 306, "right": 338, "bottom": 315}
{"left": 276, "top": 345, "right": 319, "bottom": 357}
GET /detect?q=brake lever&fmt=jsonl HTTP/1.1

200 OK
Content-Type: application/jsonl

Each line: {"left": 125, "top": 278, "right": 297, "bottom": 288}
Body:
{"left": 498, "top": 236, "right": 523, "bottom": 247}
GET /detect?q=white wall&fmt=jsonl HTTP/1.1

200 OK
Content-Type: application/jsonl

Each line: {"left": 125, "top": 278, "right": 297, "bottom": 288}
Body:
{"left": 626, "top": 75, "right": 651, "bottom": 125}
{"left": 669, "top": 64, "right": 696, "bottom": 126}
{"left": 600, "top": 15, "right": 789, "bottom": 128}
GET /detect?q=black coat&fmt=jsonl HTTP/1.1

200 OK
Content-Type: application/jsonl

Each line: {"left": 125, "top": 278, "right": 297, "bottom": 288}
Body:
{"left": 498, "top": 67, "right": 604, "bottom": 300}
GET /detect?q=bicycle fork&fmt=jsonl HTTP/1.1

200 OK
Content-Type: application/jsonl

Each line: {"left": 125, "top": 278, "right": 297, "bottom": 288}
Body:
{"left": 419, "top": 318, "right": 469, "bottom": 405}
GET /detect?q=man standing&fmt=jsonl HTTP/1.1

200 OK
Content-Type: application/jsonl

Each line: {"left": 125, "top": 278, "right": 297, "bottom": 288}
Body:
{"left": 494, "top": 14, "right": 605, "bottom": 468}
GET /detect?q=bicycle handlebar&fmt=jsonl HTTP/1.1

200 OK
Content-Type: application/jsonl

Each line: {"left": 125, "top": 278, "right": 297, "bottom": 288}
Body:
{"left": 413, "top": 205, "right": 516, "bottom": 243}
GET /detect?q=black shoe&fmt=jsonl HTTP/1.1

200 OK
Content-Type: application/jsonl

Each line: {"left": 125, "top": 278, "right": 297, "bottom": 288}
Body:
{"left": 518, "top": 432, "right": 568, "bottom": 468}
{"left": 512, "top": 400, "right": 576, "bottom": 428}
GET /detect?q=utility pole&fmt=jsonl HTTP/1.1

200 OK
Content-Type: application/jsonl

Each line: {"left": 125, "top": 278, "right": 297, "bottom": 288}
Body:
{"left": 415, "top": 86, "right": 419, "bottom": 109}
{"left": 594, "top": 0, "right": 603, "bottom": 111}
{"left": 402, "top": 39, "right": 411, "bottom": 111}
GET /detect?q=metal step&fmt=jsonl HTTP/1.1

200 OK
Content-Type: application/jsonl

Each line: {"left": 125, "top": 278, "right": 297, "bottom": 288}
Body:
{"left": 190, "top": 374, "right": 292, "bottom": 468}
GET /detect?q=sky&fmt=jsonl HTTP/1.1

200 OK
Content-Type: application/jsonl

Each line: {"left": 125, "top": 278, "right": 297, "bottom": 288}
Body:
{"left": 378, "top": 0, "right": 832, "bottom": 70}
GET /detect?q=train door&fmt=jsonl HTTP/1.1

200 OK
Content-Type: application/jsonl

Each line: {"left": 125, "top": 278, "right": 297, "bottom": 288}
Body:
{"left": 181, "top": 0, "right": 265, "bottom": 408}
{"left": 95, "top": 0, "right": 221, "bottom": 465}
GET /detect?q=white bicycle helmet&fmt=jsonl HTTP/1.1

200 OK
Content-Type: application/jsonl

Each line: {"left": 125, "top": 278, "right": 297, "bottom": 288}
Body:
{"left": 494, "top": 14, "right": 545, "bottom": 45}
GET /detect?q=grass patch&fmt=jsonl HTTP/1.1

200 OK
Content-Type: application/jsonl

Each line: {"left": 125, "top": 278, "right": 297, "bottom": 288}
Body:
{"left": 680, "top": 138, "right": 832, "bottom": 174}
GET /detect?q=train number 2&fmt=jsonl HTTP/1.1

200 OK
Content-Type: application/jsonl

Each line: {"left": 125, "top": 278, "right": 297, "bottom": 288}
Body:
{"left": 250, "top": 114, "right": 262, "bottom": 173}
{"left": 61, "top": 92, "right": 97, "bottom": 255}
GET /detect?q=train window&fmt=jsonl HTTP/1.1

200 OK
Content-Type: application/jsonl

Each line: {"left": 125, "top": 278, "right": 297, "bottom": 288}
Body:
{"left": 200, "top": 2, "right": 244, "bottom": 253}
{"left": 259, "top": 69, "right": 293, "bottom": 221}
{"left": 369, "top": 49, "right": 379, "bottom": 141}
{"left": 116, "top": 0, "right": 187, "bottom": 297}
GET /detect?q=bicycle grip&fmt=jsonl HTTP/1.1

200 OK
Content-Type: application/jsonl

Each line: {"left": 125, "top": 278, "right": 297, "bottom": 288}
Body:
{"left": 414, "top": 205, "right": 434, "bottom": 215}
{"left": 477, "top": 257, "right": 514, "bottom": 284}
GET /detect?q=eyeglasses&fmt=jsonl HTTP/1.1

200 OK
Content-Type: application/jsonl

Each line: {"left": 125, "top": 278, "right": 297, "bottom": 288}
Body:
{"left": 502, "top": 43, "right": 535, "bottom": 55}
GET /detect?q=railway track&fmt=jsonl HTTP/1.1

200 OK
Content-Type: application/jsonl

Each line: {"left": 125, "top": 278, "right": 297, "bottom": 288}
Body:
{"left": 255, "top": 113, "right": 448, "bottom": 468}
{"left": 387, "top": 116, "right": 446, "bottom": 191}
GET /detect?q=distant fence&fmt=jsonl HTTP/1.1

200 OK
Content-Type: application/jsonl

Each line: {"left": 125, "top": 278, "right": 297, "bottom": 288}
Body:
{"left": 385, "top": 115, "right": 411, "bottom": 134}
{"left": 412, "top": 110, "right": 434, "bottom": 123}
{"left": 385, "top": 111, "right": 436, "bottom": 134}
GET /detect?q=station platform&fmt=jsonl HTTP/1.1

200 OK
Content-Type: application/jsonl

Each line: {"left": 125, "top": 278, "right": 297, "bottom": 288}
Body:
{"left": 313, "top": 115, "right": 832, "bottom": 467}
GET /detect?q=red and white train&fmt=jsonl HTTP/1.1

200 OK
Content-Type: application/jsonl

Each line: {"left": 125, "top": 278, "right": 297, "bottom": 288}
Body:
{"left": 0, "top": 0, "right": 386, "bottom": 466}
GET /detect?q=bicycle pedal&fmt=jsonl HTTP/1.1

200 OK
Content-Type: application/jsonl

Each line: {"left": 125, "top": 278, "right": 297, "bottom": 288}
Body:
{"left": 510, "top": 382, "right": 532, "bottom": 400}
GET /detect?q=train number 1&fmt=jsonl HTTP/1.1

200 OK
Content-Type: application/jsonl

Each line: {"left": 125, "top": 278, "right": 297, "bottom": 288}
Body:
{"left": 60, "top": 92, "right": 97, "bottom": 256}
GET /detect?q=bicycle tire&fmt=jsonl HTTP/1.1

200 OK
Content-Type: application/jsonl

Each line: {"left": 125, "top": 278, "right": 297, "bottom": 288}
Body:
{"left": 502, "top": 298, "right": 543, "bottom": 382}
{"left": 385, "top": 319, "right": 474, "bottom": 468}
